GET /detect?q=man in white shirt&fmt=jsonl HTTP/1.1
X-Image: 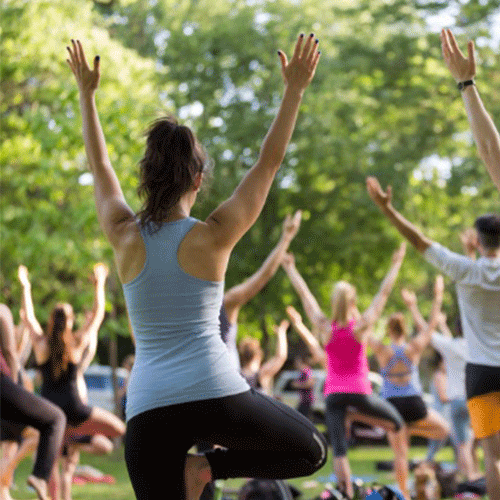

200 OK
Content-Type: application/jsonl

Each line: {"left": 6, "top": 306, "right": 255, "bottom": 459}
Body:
{"left": 367, "top": 176, "right": 500, "bottom": 500}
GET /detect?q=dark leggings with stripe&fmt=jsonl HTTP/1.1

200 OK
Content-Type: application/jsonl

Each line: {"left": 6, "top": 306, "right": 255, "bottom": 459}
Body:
{"left": 125, "top": 389, "right": 328, "bottom": 500}
{"left": 0, "top": 373, "right": 66, "bottom": 480}
{"left": 325, "top": 392, "right": 404, "bottom": 457}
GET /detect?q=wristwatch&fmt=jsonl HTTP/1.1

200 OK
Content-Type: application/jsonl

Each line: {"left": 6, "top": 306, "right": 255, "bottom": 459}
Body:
{"left": 457, "top": 80, "right": 474, "bottom": 91}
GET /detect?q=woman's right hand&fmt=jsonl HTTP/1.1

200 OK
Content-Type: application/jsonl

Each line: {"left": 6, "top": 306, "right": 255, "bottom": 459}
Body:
{"left": 66, "top": 39, "right": 101, "bottom": 95}
{"left": 278, "top": 33, "right": 320, "bottom": 92}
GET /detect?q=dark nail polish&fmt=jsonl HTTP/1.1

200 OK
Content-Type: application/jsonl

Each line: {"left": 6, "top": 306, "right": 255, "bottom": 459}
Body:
{"left": 300, "top": 33, "right": 304, "bottom": 38}
{"left": 315, "top": 39, "right": 319, "bottom": 44}
{"left": 96, "top": 55, "right": 100, "bottom": 60}
{"left": 309, "top": 33, "right": 314, "bottom": 37}
{"left": 277, "top": 50, "right": 281, "bottom": 55}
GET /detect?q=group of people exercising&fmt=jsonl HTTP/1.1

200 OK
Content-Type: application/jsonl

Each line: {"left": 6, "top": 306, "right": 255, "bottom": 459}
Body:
{"left": 1, "top": 25, "right": 499, "bottom": 500}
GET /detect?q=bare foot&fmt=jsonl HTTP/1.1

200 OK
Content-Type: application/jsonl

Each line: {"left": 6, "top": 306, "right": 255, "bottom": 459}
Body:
{"left": 27, "top": 476, "right": 48, "bottom": 500}
{"left": 184, "top": 454, "right": 212, "bottom": 500}
{"left": 0, "top": 485, "right": 14, "bottom": 500}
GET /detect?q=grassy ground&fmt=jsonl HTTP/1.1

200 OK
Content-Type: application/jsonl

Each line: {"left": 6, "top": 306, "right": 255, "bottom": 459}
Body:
{"left": 6, "top": 444, "right": 481, "bottom": 500}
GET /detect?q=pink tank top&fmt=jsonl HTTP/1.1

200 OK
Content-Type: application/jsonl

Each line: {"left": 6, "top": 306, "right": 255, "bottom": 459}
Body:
{"left": 323, "top": 320, "right": 372, "bottom": 396}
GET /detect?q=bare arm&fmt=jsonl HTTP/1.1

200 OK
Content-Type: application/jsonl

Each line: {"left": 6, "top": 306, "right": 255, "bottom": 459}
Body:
{"left": 76, "top": 263, "right": 108, "bottom": 361}
{"left": 356, "top": 242, "right": 406, "bottom": 343}
{"left": 437, "top": 312, "right": 453, "bottom": 339}
{"left": 17, "top": 266, "right": 45, "bottom": 342}
{"left": 409, "top": 275, "right": 444, "bottom": 356}
{"left": 259, "top": 319, "right": 289, "bottom": 381}
{"left": 0, "top": 305, "right": 21, "bottom": 380}
{"left": 433, "top": 370, "right": 449, "bottom": 404}
{"left": 67, "top": 41, "right": 141, "bottom": 284}
{"left": 286, "top": 305, "right": 326, "bottom": 365}
{"left": 224, "top": 211, "right": 302, "bottom": 323}
{"left": 441, "top": 29, "right": 500, "bottom": 191}
{"left": 281, "top": 253, "right": 329, "bottom": 337}
{"left": 401, "top": 288, "right": 427, "bottom": 332}
{"left": 367, "top": 177, "right": 433, "bottom": 253}
{"left": 205, "top": 35, "right": 320, "bottom": 250}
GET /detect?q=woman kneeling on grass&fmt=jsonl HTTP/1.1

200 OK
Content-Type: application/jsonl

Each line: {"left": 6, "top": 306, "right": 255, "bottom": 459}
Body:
{"left": 66, "top": 33, "right": 326, "bottom": 500}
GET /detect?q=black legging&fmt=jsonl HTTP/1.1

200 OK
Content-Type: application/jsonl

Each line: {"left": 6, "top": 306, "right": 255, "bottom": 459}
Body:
{"left": 325, "top": 392, "right": 404, "bottom": 457}
{"left": 125, "top": 389, "right": 328, "bottom": 499}
{"left": 0, "top": 373, "right": 66, "bottom": 480}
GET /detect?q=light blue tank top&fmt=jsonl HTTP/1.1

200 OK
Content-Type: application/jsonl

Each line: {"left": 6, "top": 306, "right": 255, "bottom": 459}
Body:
{"left": 123, "top": 217, "right": 249, "bottom": 422}
{"left": 380, "top": 345, "right": 422, "bottom": 399}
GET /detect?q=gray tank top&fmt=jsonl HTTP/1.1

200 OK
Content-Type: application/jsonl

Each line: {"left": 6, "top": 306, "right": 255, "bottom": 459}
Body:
{"left": 123, "top": 217, "right": 249, "bottom": 421}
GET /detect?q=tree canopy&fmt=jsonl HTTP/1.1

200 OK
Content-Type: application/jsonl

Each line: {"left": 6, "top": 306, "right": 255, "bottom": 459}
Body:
{"left": 1, "top": 0, "right": 499, "bottom": 362}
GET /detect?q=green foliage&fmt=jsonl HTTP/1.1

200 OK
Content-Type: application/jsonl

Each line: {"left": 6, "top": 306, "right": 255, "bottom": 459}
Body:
{"left": 1, "top": 0, "right": 499, "bottom": 358}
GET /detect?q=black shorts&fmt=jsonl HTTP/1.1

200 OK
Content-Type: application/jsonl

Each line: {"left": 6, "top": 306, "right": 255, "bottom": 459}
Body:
{"left": 386, "top": 395, "right": 427, "bottom": 423}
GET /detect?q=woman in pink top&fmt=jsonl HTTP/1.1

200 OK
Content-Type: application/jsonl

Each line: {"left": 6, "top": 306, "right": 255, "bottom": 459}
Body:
{"left": 282, "top": 244, "right": 407, "bottom": 499}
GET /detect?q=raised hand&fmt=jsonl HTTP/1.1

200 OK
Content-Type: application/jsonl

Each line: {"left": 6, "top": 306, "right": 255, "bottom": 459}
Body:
{"left": 66, "top": 39, "right": 100, "bottom": 95}
{"left": 366, "top": 176, "right": 392, "bottom": 210}
{"left": 440, "top": 29, "right": 476, "bottom": 83}
{"left": 401, "top": 288, "right": 417, "bottom": 307}
{"left": 93, "top": 262, "right": 109, "bottom": 282}
{"left": 273, "top": 319, "right": 290, "bottom": 336}
{"left": 459, "top": 228, "right": 478, "bottom": 257}
{"left": 277, "top": 33, "right": 321, "bottom": 92}
{"left": 282, "top": 210, "right": 302, "bottom": 241}
{"left": 286, "top": 305, "right": 303, "bottom": 325}
{"left": 18, "top": 265, "right": 30, "bottom": 287}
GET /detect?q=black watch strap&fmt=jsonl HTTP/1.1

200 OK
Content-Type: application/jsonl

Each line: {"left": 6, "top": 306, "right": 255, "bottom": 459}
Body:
{"left": 457, "top": 80, "right": 474, "bottom": 91}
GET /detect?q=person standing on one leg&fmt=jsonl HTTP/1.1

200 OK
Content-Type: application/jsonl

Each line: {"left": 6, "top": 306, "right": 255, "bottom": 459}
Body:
{"left": 367, "top": 176, "right": 500, "bottom": 500}
{"left": 67, "top": 34, "right": 325, "bottom": 500}
{"left": 281, "top": 246, "right": 407, "bottom": 499}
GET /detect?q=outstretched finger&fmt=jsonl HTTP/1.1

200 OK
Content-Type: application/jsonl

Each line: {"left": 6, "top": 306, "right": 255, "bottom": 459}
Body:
{"left": 76, "top": 40, "right": 90, "bottom": 69}
{"left": 306, "top": 38, "right": 319, "bottom": 65}
{"left": 93, "top": 54, "right": 100, "bottom": 74}
{"left": 277, "top": 49, "right": 288, "bottom": 73}
{"left": 300, "top": 33, "right": 315, "bottom": 60}
{"left": 467, "top": 40, "right": 475, "bottom": 71}
{"left": 440, "top": 29, "right": 451, "bottom": 59}
{"left": 71, "top": 39, "right": 81, "bottom": 66}
{"left": 446, "top": 29, "right": 462, "bottom": 56}
{"left": 291, "top": 33, "right": 305, "bottom": 60}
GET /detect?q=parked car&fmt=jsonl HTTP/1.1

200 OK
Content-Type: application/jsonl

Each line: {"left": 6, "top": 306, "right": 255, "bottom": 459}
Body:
{"left": 84, "top": 364, "right": 129, "bottom": 414}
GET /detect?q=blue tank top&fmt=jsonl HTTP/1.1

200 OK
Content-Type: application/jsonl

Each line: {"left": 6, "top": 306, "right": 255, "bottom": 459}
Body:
{"left": 122, "top": 217, "right": 249, "bottom": 421}
{"left": 380, "top": 345, "right": 422, "bottom": 399}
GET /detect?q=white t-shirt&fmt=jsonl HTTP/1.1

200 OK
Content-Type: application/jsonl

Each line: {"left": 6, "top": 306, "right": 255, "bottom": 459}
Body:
{"left": 431, "top": 333, "right": 467, "bottom": 400}
{"left": 424, "top": 242, "right": 500, "bottom": 367}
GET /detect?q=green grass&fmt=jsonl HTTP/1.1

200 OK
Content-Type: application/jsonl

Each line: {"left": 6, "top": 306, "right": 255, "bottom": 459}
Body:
{"left": 7, "top": 444, "right": 478, "bottom": 499}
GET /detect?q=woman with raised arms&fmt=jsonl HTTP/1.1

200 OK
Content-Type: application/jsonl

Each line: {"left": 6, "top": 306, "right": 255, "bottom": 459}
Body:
{"left": 66, "top": 33, "right": 326, "bottom": 500}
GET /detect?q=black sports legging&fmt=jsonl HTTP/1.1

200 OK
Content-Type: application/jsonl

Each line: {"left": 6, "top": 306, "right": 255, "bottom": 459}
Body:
{"left": 325, "top": 392, "right": 404, "bottom": 457}
{"left": 125, "top": 389, "right": 328, "bottom": 499}
{"left": 0, "top": 373, "right": 66, "bottom": 480}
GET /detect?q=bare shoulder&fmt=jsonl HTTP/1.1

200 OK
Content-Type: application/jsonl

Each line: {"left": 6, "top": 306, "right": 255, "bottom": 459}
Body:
{"left": 178, "top": 220, "right": 231, "bottom": 282}
{"left": 113, "top": 218, "right": 147, "bottom": 284}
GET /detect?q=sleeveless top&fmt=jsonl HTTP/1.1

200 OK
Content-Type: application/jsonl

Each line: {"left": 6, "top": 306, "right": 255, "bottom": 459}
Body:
{"left": 219, "top": 303, "right": 240, "bottom": 370}
{"left": 122, "top": 217, "right": 249, "bottom": 422}
{"left": 324, "top": 320, "right": 372, "bottom": 396}
{"left": 39, "top": 360, "right": 93, "bottom": 426}
{"left": 380, "top": 345, "right": 422, "bottom": 398}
